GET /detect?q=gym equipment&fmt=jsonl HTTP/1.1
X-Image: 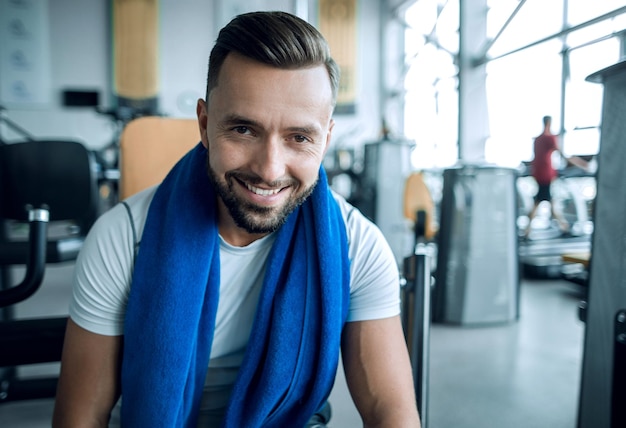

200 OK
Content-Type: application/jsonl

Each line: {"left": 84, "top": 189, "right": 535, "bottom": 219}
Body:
{"left": 359, "top": 138, "right": 415, "bottom": 264}
{"left": 402, "top": 246, "right": 432, "bottom": 428}
{"left": 0, "top": 140, "right": 99, "bottom": 403}
{"left": 433, "top": 165, "right": 520, "bottom": 325}
{"left": 517, "top": 164, "right": 595, "bottom": 279}
{"left": 403, "top": 172, "right": 437, "bottom": 243}
{"left": 0, "top": 208, "right": 56, "bottom": 402}
{"left": 519, "top": 234, "right": 591, "bottom": 279}
{"left": 0, "top": 106, "right": 35, "bottom": 143}
{"left": 578, "top": 60, "right": 626, "bottom": 428}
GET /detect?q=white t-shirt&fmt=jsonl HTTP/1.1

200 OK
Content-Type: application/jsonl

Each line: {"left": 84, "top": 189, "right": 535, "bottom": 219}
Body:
{"left": 69, "top": 185, "right": 400, "bottom": 425}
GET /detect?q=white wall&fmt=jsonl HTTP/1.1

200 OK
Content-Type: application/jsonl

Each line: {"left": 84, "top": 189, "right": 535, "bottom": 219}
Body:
{"left": 0, "top": 0, "right": 384, "bottom": 153}
{"left": 1, "top": 0, "right": 113, "bottom": 149}
{"left": 158, "top": 0, "right": 217, "bottom": 119}
{"left": 159, "top": 0, "right": 296, "bottom": 118}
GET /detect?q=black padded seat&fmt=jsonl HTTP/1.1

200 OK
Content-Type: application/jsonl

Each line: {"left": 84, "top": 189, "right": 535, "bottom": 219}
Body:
{"left": 0, "top": 140, "right": 99, "bottom": 266}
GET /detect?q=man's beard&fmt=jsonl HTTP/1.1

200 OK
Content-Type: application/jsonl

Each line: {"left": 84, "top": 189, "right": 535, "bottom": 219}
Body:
{"left": 207, "top": 163, "right": 318, "bottom": 234}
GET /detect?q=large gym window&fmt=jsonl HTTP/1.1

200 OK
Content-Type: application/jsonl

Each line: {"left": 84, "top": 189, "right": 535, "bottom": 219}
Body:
{"left": 403, "top": 0, "right": 459, "bottom": 169}
{"left": 403, "top": 0, "right": 626, "bottom": 169}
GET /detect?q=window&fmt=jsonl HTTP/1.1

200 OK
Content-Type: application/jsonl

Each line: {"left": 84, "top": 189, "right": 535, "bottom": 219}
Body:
{"left": 403, "top": 0, "right": 625, "bottom": 168}
{"left": 404, "top": 0, "right": 459, "bottom": 169}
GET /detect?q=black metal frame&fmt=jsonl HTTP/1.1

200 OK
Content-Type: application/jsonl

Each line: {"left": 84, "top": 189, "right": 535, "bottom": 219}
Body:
{"left": 402, "top": 246, "right": 432, "bottom": 427}
{"left": 0, "top": 140, "right": 98, "bottom": 404}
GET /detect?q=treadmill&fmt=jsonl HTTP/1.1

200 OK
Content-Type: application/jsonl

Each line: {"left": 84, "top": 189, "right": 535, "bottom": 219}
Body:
{"left": 517, "top": 160, "right": 595, "bottom": 279}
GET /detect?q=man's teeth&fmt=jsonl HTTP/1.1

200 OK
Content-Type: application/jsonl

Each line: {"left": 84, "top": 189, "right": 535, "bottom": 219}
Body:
{"left": 246, "top": 183, "right": 281, "bottom": 196}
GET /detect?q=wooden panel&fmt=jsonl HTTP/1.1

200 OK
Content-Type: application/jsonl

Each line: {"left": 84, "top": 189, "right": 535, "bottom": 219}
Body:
{"left": 113, "top": 0, "right": 159, "bottom": 99}
{"left": 319, "top": 0, "right": 357, "bottom": 113}
{"left": 119, "top": 116, "right": 200, "bottom": 199}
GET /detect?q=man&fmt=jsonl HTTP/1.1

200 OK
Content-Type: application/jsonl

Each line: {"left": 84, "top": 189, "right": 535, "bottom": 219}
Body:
{"left": 52, "top": 11, "right": 420, "bottom": 428}
{"left": 525, "top": 115, "right": 587, "bottom": 238}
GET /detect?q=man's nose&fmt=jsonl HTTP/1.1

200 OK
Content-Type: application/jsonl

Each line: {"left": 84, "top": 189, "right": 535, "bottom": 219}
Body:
{"left": 251, "top": 136, "right": 287, "bottom": 184}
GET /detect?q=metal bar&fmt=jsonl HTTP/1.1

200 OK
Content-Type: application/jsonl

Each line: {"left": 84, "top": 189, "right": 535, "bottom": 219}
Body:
{"left": 402, "top": 246, "right": 432, "bottom": 427}
{"left": 480, "top": 0, "right": 528, "bottom": 56}
{"left": 0, "top": 377, "right": 59, "bottom": 403}
{"left": 0, "top": 317, "right": 67, "bottom": 366}
{"left": 0, "top": 110, "right": 36, "bottom": 143}
{"left": 476, "top": 6, "right": 626, "bottom": 66}
{"left": 0, "top": 209, "right": 48, "bottom": 307}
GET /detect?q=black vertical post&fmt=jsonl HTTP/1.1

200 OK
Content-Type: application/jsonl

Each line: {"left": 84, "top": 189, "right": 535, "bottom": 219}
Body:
{"left": 402, "top": 246, "right": 431, "bottom": 427}
{"left": 612, "top": 310, "right": 626, "bottom": 428}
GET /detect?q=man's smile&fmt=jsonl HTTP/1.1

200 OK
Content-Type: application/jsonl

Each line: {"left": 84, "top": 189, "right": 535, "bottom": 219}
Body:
{"left": 244, "top": 181, "right": 284, "bottom": 196}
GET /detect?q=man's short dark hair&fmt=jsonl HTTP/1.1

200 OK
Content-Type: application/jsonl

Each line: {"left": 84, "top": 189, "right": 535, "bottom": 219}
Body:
{"left": 205, "top": 11, "right": 340, "bottom": 106}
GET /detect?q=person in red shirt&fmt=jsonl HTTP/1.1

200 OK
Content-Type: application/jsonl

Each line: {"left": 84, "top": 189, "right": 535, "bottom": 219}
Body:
{"left": 525, "top": 116, "right": 587, "bottom": 238}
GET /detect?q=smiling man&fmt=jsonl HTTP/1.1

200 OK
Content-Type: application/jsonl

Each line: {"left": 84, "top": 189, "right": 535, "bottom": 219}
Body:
{"left": 201, "top": 52, "right": 333, "bottom": 243}
{"left": 53, "top": 11, "right": 421, "bottom": 428}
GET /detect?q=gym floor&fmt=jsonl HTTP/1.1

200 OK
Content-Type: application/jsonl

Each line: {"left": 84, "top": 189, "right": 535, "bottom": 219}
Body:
{"left": 0, "top": 263, "right": 586, "bottom": 428}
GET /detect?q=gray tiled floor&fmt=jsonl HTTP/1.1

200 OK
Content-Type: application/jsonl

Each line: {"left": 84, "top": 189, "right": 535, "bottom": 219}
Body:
{"left": 0, "top": 264, "right": 586, "bottom": 427}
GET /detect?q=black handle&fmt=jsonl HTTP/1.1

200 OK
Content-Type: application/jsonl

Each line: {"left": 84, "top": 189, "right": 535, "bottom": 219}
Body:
{"left": 0, "top": 208, "right": 49, "bottom": 307}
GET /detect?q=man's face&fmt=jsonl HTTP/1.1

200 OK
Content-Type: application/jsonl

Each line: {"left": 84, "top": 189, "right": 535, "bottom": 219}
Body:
{"left": 197, "top": 53, "right": 334, "bottom": 237}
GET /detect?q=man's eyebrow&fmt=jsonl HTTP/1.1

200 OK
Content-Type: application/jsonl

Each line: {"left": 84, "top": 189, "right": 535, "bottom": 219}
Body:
{"left": 221, "top": 114, "right": 322, "bottom": 135}
{"left": 285, "top": 123, "right": 324, "bottom": 136}
{"left": 220, "top": 114, "right": 260, "bottom": 127}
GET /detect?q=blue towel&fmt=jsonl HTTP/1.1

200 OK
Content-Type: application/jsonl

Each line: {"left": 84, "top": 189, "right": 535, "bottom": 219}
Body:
{"left": 121, "top": 143, "right": 350, "bottom": 427}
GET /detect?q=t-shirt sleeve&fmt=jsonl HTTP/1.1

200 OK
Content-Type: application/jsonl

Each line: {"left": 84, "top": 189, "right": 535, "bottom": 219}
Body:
{"left": 336, "top": 195, "right": 401, "bottom": 322}
{"left": 69, "top": 203, "right": 136, "bottom": 336}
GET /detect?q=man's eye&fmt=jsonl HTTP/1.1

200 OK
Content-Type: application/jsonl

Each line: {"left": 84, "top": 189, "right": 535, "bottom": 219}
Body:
{"left": 233, "top": 126, "right": 250, "bottom": 134}
{"left": 294, "top": 135, "right": 308, "bottom": 143}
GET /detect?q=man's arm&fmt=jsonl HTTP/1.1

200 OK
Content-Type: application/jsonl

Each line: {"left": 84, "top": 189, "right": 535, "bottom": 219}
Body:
{"left": 341, "top": 316, "right": 421, "bottom": 428}
{"left": 565, "top": 155, "right": 589, "bottom": 171}
{"left": 52, "top": 318, "right": 123, "bottom": 427}
{"left": 556, "top": 147, "right": 589, "bottom": 171}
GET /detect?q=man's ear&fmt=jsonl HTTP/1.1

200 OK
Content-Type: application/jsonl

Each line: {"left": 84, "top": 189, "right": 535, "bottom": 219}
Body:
{"left": 323, "top": 118, "right": 335, "bottom": 157}
{"left": 196, "top": 99, "right": 209, "bottom": 148}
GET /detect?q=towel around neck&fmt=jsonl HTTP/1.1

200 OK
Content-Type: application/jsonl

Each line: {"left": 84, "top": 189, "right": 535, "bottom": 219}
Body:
{"left": 121, "top": 143, "right": 351, "bottom": 427}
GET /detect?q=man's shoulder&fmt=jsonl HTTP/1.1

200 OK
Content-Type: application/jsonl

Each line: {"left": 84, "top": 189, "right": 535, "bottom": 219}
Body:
{"left": 536, "top": 133, "right": 557, "bottom": 144}
{"left": 123, "top": 185, "right": 159, "bottom": 211}
{"left": 330, "top": 190, "right": 362, "bottom": 226}
{"left": 94, "top": 186, "right": 158, "bottom": 238}
{"left": 329, "top": 190, "right": 384, "bottom": 249}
